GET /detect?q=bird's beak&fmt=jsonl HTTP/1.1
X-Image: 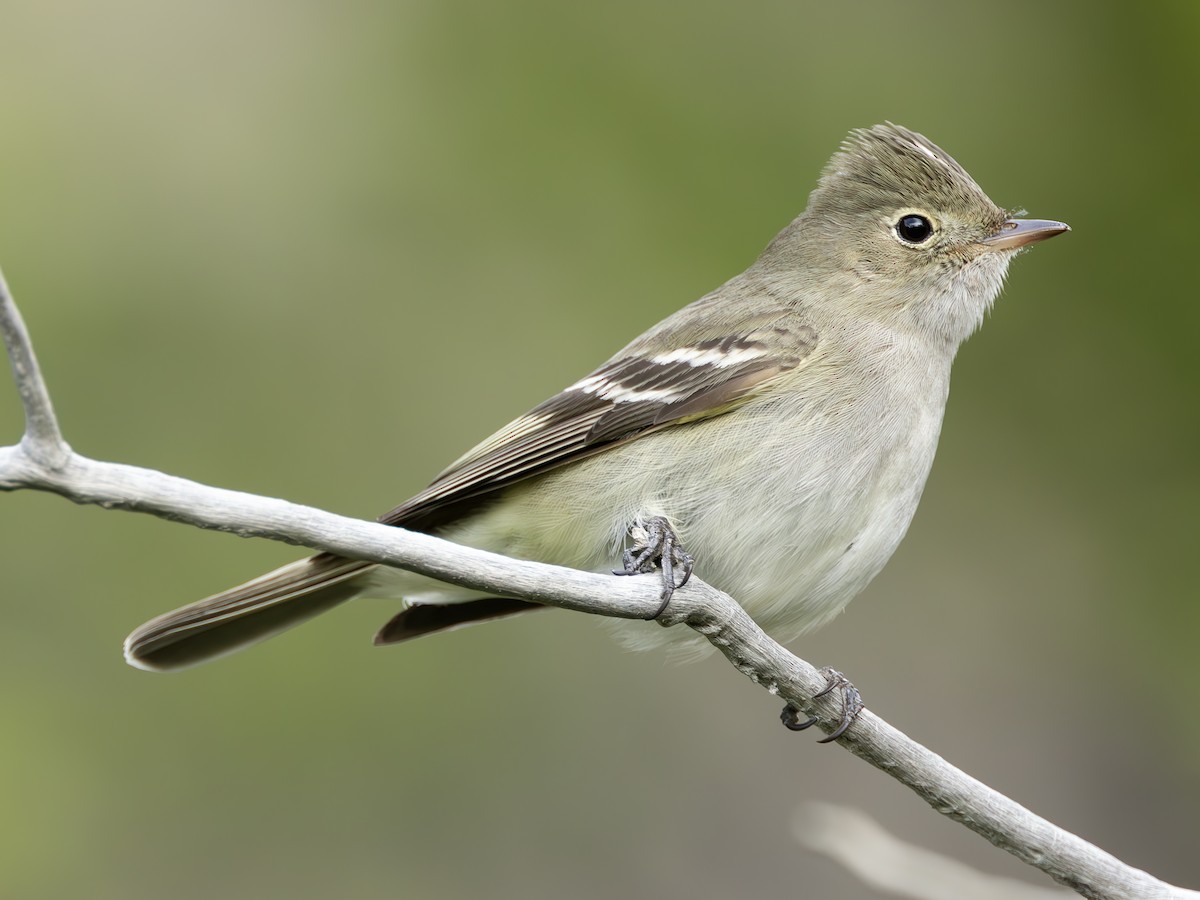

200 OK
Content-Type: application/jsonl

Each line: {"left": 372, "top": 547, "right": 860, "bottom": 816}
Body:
{"left": 981, "top": 218, "right": 1070, "bottom": 251}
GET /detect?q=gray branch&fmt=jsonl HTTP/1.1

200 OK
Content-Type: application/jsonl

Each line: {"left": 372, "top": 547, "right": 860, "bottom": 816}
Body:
{"left": 1, "top": 264, "right": 1195, "bottom": 900}
{"left": 0, "top": 266, "right": 69, "bottom": 466}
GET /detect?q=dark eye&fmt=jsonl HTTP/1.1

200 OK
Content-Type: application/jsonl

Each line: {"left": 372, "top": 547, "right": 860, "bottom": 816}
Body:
{"left": 895, "top": 214, "right": 934, "bottom": 244}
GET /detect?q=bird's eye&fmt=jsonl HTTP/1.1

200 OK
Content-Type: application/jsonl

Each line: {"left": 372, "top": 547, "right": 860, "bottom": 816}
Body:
{"left": 895, "top": 214, "right": 934, "bottom": 245}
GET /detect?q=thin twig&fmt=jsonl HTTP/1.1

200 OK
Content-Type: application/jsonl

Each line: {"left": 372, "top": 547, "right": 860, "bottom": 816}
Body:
{"left": 0, "top": 265, "right": 69, "bottom": 467}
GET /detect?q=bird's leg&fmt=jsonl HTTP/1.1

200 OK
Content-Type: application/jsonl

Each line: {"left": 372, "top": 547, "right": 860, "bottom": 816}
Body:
{"left": 780, "top": 668, "right": 864, "bottom": 743}
{"left": 614, "top": 515, "right": 694, "bottom": 618}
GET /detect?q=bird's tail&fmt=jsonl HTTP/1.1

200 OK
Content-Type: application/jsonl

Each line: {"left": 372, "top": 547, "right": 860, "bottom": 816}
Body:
{"left": 123, "top": 554, "right": 372, "bottom": 672}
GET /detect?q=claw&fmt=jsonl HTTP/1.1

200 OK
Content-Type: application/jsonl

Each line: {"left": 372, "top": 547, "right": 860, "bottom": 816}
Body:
{"left": 780, "top": 667, "right": 864, "bottom": 743}
{"left": 613, "top": 516, "right": 693, "bottom": 618}
{"left": 780, "top": 706, "right": 820, "bottom": 732}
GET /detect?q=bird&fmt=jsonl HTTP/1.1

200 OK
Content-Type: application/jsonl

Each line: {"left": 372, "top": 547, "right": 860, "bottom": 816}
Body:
{"left": 124, "top": 123, "right": 1068, "bottom": 676}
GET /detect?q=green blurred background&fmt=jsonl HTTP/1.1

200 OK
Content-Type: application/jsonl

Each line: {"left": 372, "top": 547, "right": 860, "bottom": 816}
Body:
{"left": 2, "top": 1, "right": 1198, "bottom": 897}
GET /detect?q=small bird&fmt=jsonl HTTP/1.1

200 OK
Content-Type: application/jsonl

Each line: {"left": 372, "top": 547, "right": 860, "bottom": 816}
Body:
{"left": 124, "top": 124, "right": 1068, "bottom": 675}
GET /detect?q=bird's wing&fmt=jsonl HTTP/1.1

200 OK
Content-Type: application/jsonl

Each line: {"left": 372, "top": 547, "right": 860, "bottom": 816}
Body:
{"left": 382, "top": 315, "right": 818, "bottom": 531}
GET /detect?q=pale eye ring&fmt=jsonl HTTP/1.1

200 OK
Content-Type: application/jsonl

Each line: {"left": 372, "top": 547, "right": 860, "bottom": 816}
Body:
{"left": 895, "top": 214, "right": 934, "bottom": 244}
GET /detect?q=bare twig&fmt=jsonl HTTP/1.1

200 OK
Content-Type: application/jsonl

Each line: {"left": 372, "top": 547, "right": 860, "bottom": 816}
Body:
{"left": 0, "top": 265, "right": 1196, "bottom": 900}
{"left": 0, "top": 266, "right": 69, "bottom": 467}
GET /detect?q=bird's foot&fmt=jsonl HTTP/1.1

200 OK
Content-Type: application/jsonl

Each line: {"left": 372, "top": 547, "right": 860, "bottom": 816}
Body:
{"left": 780, "top": 668, "right": 864, "bottom": 743}
{"left": 614, "top": 515, "right": 694, "bottom": 618}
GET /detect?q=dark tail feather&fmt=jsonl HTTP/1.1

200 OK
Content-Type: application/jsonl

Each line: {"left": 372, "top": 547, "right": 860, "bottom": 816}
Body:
{"left": 124, "top": 554, "right": 371, "bottom": 672}
{"left": 373, "top": 597, "right": 543, "bottom": 645}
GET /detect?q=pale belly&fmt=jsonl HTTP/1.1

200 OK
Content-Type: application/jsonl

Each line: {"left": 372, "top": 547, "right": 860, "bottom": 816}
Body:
{"left": 371, "top": 366, "right": 949, "bottom": 655}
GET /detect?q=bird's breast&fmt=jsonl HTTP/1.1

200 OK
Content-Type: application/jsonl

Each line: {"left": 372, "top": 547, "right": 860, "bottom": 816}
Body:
{"left": 659, "top": 341, "right": 952, "bottom": 639}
